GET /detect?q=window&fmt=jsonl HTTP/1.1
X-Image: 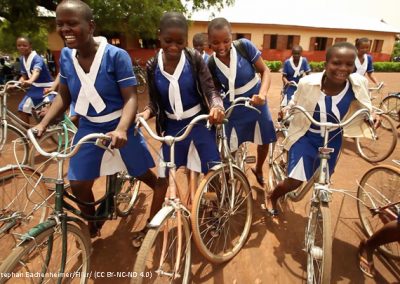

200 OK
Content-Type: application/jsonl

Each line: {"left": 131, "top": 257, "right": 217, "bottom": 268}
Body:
{"left": 335, "top": 37, "right": 347, "bottom": 43}
{"left": 309, "top": 37, "right": 333, "bottom": 51}
{"left": 232, "top": 33, "right": 251, "bottom": 40}
{"left": 372, "top": 40, "right": 384, "bottom": 52}
{"left": 263, "top": 34, "right": 300, "bottom": 50}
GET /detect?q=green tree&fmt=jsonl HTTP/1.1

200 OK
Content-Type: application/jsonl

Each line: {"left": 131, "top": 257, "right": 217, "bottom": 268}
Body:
{"left": 0, "top": 0, "right": 234, "bottom": 53}
{"left": 392, "top": 40, "right": 400, "bottom": 61}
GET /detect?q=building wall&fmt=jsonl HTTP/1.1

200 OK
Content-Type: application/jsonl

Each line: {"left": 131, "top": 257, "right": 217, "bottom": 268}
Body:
{"left": 47, "top": 20, "right": 397, "bottom": 68}
{"left": 189, "top": 21, "right": 396, "bottom": 61}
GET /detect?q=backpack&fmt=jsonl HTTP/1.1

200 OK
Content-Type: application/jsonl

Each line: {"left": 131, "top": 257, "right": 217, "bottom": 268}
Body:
{"left": 207, "top": 39, "right": 256, "bottom": 91}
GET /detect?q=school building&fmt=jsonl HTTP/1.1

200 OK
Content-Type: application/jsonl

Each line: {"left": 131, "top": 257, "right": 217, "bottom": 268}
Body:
{"left": 45, "top": 7, "right": 400, "bottom": 65}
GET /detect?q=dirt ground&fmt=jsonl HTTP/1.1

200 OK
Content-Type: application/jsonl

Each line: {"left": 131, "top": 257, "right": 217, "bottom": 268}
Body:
{"left": 5, "top": 72, "right": 400, "bottom": 283}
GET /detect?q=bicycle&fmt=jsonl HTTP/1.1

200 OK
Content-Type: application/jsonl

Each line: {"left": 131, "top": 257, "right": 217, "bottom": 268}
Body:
{"left": 133, "top": 59, "right": 147, "bottom": 94}
{"left": 379, "top": 92, "right": 400, "bottom": 129}
{"left": 133, "top": 110, "right": 253, "bottom": 283}
{"left": 191, "top": 97, "right": 255, "bottom": 263}
{"left": 267, "top": 105, "right": 371, "bottom": 284}
{"left": 354, "top": 82, "right": 398, "bottom": 163}
{"left": 0, "top": 129, "right": 141, "bottom": 283}
{"left": 0, "top": 81, "right": 76, "bottom": 168}
{"left": 0, "top": 164, "right": 52, "bottom": 264}
{"left": 356, "top": 161, "right": 400, "bottom": 259}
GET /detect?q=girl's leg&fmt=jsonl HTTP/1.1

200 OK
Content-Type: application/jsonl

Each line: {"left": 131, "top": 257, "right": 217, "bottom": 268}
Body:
{"left": 70, "top": 180, "right": 96, "bottom": 235}
{"left": 265, "top": 177, "right": 303, "bottom": 211}
{"left": 137, "top": 169, "right": 168, "bottom": 221}
{"left": 255, "top": 144, "right": 268, "bottom": 174}
{"left": 185, "top": 169, "right": 199, "bottom": 210}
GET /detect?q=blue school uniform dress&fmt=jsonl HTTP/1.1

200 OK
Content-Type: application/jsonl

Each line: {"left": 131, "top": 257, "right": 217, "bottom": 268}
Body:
{"left": 212, "top": 38, "right": 276, "bottom": 151}
{"left": 354, "top": 54, "right": 374, "bottom": 76}
{"left": 287, "top": 81, "right": 355, "bottom": 181}
{"left": 59, "top": 37, "right": 154, "bottom": 180}
{"left": 282, "top": 56, "right": 311, "bottom": 105}
{"left": 155, "top": 49, "right": 220, "bottom": 177}
{"left": 19, "top": 51, "right": 53, "bottom": 113}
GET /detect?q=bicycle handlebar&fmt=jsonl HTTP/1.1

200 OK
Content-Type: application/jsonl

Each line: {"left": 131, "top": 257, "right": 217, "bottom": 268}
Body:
{"left": 291, "top": 105, "right": 370, "bottom": 129}
{"left": 136, "top": 114, "right": 210, "bottom": 144}
{"left": 368, "top": 81, "right": 384, "bottom": 92}
{"left": 225, "top": 97, "right": 261, "bottom": 119}
{"left": 27, "top": 129, "right": 111, "bottom": 160}
{"left": 1, "top": 81, "right": 24, "bottom": 95}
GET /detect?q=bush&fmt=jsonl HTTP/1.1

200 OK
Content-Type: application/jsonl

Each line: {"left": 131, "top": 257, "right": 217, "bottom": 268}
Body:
{"left": 264, "top": 61, "right": 282, "bottom": 72}
{"left": 309, "top": 61, "right": 325, "bottom": 72}
{"left": 373, "top": 62, "right": 400, "bottom": 72}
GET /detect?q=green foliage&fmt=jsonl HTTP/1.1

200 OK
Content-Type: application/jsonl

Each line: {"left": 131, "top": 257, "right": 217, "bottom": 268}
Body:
{"left": 309, "top": 61, "right": 325, "bottom": 72}
{"left": 391, "top": 41, "right": 400, "bottom": 60}
{"left": 264, "top": 61, "right": 282, "bottom": 72}
{"left": 0, "top": 0, "right": 234, "bottom": 53}
{"left": 373, "top": 62, "right": 400, "bottom": 72}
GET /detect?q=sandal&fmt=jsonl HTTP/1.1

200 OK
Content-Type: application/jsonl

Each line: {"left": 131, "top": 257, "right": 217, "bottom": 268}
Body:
{"left": 358, "top": 240, "right": 375, "bottom": 278}
{"left": 251, "top": 168, "right": 265, "bottom": 187}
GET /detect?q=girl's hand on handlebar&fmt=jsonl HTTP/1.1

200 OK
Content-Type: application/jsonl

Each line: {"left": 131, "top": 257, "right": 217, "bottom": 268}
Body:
{"left": 136, "top": 109, "right": 151, "bottom": 122}
{"left": 209, "top": 106, "right": 225, "bottom": 124}
{"left": 107, "top": 129, "right": 127, "bottom": 149}
{"left": 31, "top": 123, "right": 47, "bottom": 137}
{"left": 250, "top": 94, "right": 265, "bottom": 106}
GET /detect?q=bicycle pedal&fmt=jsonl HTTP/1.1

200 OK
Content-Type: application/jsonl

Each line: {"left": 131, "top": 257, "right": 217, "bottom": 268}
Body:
{"left": 245, "top": 156, "right": 256, "bottom": 164}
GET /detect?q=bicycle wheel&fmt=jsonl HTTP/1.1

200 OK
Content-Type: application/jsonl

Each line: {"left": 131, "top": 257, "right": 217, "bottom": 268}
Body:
{"left": 29, "top": 127, "right": 75, "bottom": 190}
{"left": 356, "top": 114, "right": 397, "bottom": 163}
{"left": 0, "top": 165, "right": 50, "bottom": 263}
{"left": 132, "top": 210, "right": 191, "bottom": 284}
{"left": 191, "top": 166, "right": 253, "bottom": 263}
{"left": 0, "top": 223, "right": 91, "bottom": 283}
{"left": 0, "top": 124, "right": 29, "bottom": 167}
{"left": 116, "top": 175, "right": 141, "bottom": 217}
{"left": 380, "top": 94, "right": 400, "bottom": 127}
{"left": 268, "top": 130, "right": 287, "bottom": 192}
{"left": 357, "top": 165, "right": 400, "bottom": 259}
{"left": 305, "top": 202, "right": 332, "bottom": 284}
{"left": 136, "top": 73, "right": 147, "bottom": 94}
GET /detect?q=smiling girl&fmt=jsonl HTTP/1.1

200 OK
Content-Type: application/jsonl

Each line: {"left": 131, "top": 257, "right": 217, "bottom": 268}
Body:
{"left": 34, "top": 0, "right": 159, "bottom": 237}
{"left": 265, "top": 42, "right": 373, "bottom": 219}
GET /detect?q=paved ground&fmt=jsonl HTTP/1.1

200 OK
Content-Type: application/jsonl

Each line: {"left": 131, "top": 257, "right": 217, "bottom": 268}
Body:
{"left": 5, "top": 72, "right": 400, "bottom": 283}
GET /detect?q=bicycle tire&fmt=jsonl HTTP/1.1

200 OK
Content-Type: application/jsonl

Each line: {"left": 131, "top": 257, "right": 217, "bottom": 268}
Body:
{"left": 116, "top": 176, "right": 140, "bottom": 217}
{"left": 305, "top": 202, "right": 332, "bottom": 284}
{"left": 136, "top": 73, "right": 147, "bottom": 94}
{"left": 132, "top": 210, "right": 191, "bottom": 284}
{"left": 379, "top": 94, "right": 400, "bottom": 127}
{"left": 0, "top": 165, "right": 50, "bottom": 263}
{"left": 0, "top": 124, "right": 29, "bottom": 167}
{"left": 191, "top": 166, "right": 253, "bottom": 263}
{"left": 0, "top": 223, "right": 91, "bottom": 283}
{"left": 268, "top": 130, "right": 287, "bottom": 193}
{"left": 357, "top": 165, "right": 400, "bottom": 259}
{"left": 29, "top": 127, "right": 75, "bottom": 190}
{"left": 356, "top": 114, "right": 397, "bottom": 163}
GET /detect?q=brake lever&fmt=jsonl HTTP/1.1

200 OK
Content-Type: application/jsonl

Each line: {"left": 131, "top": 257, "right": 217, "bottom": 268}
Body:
{"left": 244, "top": 100, "right": 262, "bottom": 114}
{"left": 95, "top": 137, "right": 113, "bottom": 155}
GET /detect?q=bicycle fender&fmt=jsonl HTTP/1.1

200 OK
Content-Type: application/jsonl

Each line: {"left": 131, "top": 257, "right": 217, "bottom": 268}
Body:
{"left": 19, "top": 219, "right": 57, "bottom": 244}
{"left": 148, "top": 206, "right": 175, "bottom": 228}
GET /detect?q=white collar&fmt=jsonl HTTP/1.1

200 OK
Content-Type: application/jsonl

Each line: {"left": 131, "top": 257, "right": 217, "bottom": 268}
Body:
{"left": 213, "top": 43, "right": 237, "bottom": 101}
{"left": 158, "top": 49, "right": 186, "bottom": 120}
{"left": 289, "top": 56, "right": 303, "bottom": 78}
{"left": 73, "top": 36, "right": 108, "bottom": 116}
{"left": 22, "top": 51, "right": 37, "bottom": 78}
